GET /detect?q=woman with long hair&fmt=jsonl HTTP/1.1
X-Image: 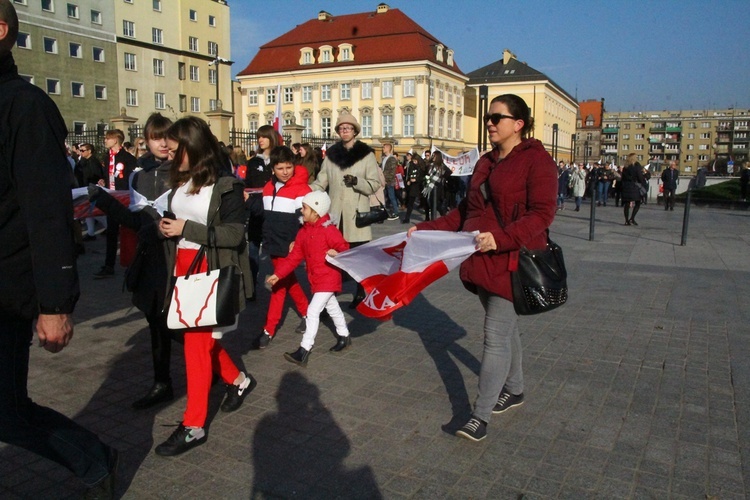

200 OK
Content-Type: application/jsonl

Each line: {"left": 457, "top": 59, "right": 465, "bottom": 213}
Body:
{"left": 156, "top": 116, "right": 255, "bottom": 456}
{"left": 408, "top": 94, "right": 557, "bottom": 442}
{"left": 298, "top": 142, "right": 319, "bottom": 183}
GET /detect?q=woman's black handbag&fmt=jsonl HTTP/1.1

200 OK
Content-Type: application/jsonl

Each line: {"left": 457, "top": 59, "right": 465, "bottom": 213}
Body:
{"left": 511, "top": 236, "right": 568, "bottom": 315}
{"left": 355, "top": 203, "right": 389, "bottom": 228}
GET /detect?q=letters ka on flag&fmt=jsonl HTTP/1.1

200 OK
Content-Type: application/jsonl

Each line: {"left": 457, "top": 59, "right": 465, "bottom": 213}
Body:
{"left": 327, "top": 230, "right": 478, "bottom": 320}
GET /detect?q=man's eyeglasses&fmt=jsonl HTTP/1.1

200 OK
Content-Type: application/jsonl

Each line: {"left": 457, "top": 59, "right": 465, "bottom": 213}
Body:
{"left": 483, "top": 113, "right": 516, "bottom": 125}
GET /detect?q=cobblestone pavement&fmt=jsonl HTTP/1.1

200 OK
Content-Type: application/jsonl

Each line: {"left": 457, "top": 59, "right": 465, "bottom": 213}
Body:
{"left": 2, "top": 200, "right": 749, "bottom": 499}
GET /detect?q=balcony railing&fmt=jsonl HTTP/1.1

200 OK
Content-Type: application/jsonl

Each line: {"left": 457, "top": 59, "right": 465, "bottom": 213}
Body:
{"left": 665, "top": 126, "right": 682, "bottom": 132}
{"left": 602, "top": 127, "right": 619, "bottom": 133}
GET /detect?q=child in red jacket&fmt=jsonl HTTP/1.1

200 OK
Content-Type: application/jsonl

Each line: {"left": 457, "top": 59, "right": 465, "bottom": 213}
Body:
{"left": 266, "top": 191, "right": 351, "bottom": 366}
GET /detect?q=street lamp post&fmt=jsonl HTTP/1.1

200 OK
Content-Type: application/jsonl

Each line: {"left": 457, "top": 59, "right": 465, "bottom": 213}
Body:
{"left": 209, "top": 46, "right": 229, "bottom": 111}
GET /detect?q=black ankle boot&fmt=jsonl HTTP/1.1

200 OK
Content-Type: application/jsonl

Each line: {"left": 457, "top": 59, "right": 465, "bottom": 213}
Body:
{"left": 132, "top": 382, "right": 173, "bottom": 410}
{"left": 284, "top": 346, "right": 310, "bottom": 367}
{"left": 329, "top": 335, "right": 351, "bottom": 352}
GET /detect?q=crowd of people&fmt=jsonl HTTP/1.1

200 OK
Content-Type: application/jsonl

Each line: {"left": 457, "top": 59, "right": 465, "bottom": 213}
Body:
{"left": 1, "top": 1, "right": 569, "bottom": 494}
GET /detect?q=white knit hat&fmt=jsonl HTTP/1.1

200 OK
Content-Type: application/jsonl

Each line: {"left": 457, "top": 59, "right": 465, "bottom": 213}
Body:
{"left": 302, "top": 191, "right": 331, "bottom": 217}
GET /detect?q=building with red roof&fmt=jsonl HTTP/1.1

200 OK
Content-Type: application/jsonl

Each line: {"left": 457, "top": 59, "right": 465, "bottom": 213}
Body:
{"left": 235, "top": 3, "right": 469, "bottom": 155}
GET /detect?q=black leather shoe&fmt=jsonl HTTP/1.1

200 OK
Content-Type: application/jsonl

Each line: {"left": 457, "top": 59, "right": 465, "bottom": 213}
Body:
{"left": 329, "top": 335, "right": 351, "bottom": 352}
{"left": 284, "top": 346, "right": 310, "bottom": 367}
{"left": 349, "top": 290, "right": 366, "bottom": 309}
{"left": 132, "top": 382, "right": 173, "bottom": 410}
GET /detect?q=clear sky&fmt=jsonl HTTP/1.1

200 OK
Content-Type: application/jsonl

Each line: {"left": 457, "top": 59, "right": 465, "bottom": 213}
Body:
{"left": 229, "top": 1, "right": 750, "bottom": 112}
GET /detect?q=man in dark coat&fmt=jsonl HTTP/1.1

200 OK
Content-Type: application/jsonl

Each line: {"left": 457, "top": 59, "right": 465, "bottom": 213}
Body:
{"left": 74, "top": 142, "right": 107, "bottom": 241}
{"left": 0, "top": 1, "right": 117, "bottom": 496}
{"left": 660, "top": 160, "right": 680, "bottom": 211}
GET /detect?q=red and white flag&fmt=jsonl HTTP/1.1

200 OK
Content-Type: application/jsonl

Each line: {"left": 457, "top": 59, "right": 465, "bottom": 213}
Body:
{"left": 321, "top": 142, "right": 327, "bottom": 158}
{"left": 327, "top": 230, "right": 478, "bottom": 320}
{"left": 273, "top": 84, "right": 283, "bottom": 137}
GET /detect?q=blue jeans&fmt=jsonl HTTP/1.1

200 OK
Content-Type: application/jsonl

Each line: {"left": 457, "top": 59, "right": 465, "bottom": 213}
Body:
{"left": 597, "top": 181, "right": 610, "bottom": 204}
{"left": 474, "top": 289, "right": 523, "bottom": 422}
{"left": 385, "top": 185, "right": 400, "bottom": 217}
{"left": 0, "top": 318, "right": 112, "bottom": 486}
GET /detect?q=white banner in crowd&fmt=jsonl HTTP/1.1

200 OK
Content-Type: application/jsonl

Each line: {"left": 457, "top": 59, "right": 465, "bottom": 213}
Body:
{"left": 430, "top": 146, "right": 480, "bottom": 176}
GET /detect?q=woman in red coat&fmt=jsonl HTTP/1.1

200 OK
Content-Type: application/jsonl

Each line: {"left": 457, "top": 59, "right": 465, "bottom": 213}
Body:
{"left": 409, "top": 94, "right": 557, "bottom": 442}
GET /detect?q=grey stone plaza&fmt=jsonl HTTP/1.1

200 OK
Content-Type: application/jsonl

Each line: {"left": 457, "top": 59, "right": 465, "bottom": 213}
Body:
{"left": 1, "top": 201, "right": 749, "bottom": 499}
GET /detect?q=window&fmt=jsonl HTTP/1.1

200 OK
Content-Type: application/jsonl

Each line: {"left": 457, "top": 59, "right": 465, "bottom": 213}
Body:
{"left": 636, "top": 123, "right": 645, "bottom": 129}
{"left": 302, "top": 117, "right": 312, "bottom": 135}
{"left": 71, "top": 81, "right": 83, "bottom": 97}
{"left": 635, "top": 144, "right": 643, "bottom": 150}
{"left": 189, "top": 65, "right": 199, "bottom": 81}
{"left": 321, "top": 117, "right": 331, "bottom": 137}
{"left": 320, "top": 49, "right": 331, "bottom": 63}
{"left": 152, "top": 0, "right": 161, "bottom": 11}
{"left": 95, "top": 84, "right": 106, "bottom": 100}
{"left": 178, "top": 62, "right": 185, "bottom": 80}
{"left": 90, "top": 9, "right": 101, "bottom": 24}
{"left": 189, "top": 9, "right": 197, "bottom": 21}
{"left": 403, "top": 113, "right": 414, "bottom": 137}
{"left": 208, "top": 41, "right": 218, "bottom": 56}
{"left": 302, "top": 86, "right": 312, "bottom": 103}
{"left": 302, "top": 51, "right": 312, "bottom": 64}
{"left": 687, "top": 133, "right": 695, "bottom": 139}
{"left": 124, "top": 53, "right": 136, "bottom": 71}
{"left": 92, "top": 46, "right": 104, "bottom": 62}
{"left": 429, "top": 80, "right": 434, "bottom": 99}
{"left": 13, "top": 0, "right": 28, "bottom": 4}
{"left": 447, "top": 114, "right": 453, "bottom": 137}
{"left": 46, "top": 78, "right": 60, "bottom": 94}
{"left": 69, "top": 42, "right": 81, "bottom": 58}
{"left": 448, "top": 88, "right": 453, "bottom": 104}
{"left": 122, "top": 20, "right": 135, "bottom": 38}
{"left": 621, "top": 144, "right": 629, "bottom": 151}
{"left": 381, "top": 115, "right": 393, "bottom": 137}
{"left": 188, "top": 36, "right": 198, "bottom": 52}
{"left": 67, "top": 3, "right": 78, "bottom": 18}
{"left": 43, "top": 37, "right": 57, "bottom": 54}
{"left": 438, "top": 111, "right": 444, "bottom": 137}
{"left": 361, "top": 82, "right": 372, "bottom": 99}
{"left": 17, "top": 32, "right": 30, "bottom": 49}
{"left": 153, "top": 58, "right": 164, "bottom": 76}
{"left": 124, "top": 0, "right": 132, "bottom": 3}
{"left": 284, "top": 87, "right": 293, "bottom": 104}
{"left": 439, "top": 86, "right": 444, "bottom": 102}
{"left": 126, "top": 88, "right": 138, "bottom": 106}
{"left": 73, "top": 122, "right": 85, "bottom": 134}
{"left": 209, "top": 99, "right": 217, "bottom": 111}
{"left": 340, "top": 83, "right": 350, "bottom": 100}
{"left": 341, "top": 47, "right": 351, "bottom": 60}
{"left": 428, "top": 109, "right": 434, "bottom": 137}
{"left": 622, "top": 134, "right": 629, "bottom": 140}
{"left": 635, "top": 134, "right": 644, "bottom": 140}
{"left": 20, "top": 75, "right": 34, "bottom": 84}
{"left": 154, "top": 92, "right": 165, "bottom": 110}
{"left": 208, "top": 68, "right": 217, "bottom": 85}
{"left": 208, "top": 15, "right": 216, "bottom": 27}
{"left": 152, "top": 28, "right": 163, "bottom": 45}
{"left": 248, "top": 89, "right": 258, "bottom": 105}
{"left": 179, "top": 94, "right": 187, "bottom": 112}
{"left": 403, "top": 79, "right": 415, "bottom": 97}
{"left": 265, "top": 87, "right": 276, "bottom": 105}
{"left": 190, "top": 97, "right": 200, "bottom": 112}
{"left": 381, "top": 81, "right": 393, "bottom": 98}
{"left": 41, "top": 0, "right": 53, "bottom": 12}
{"left": 361, "top": 115, "right": 372, "bottom": 138}
{"left": 689, "top": 122, "right": 696, "bottom": 129}
{"left": 700, "top": 133, "right": 711, "bottom": 139}
{"left": 701, "top": 122, "right": 710, "bottom": 128}
{"left": 687, "top": 144, "right": 694, "bottom": 150}
{"left": 699, "top": 144, "right": 709, "bottom": 150}
{"left": 320, "top": 84, "right": 331, "bottom": 101}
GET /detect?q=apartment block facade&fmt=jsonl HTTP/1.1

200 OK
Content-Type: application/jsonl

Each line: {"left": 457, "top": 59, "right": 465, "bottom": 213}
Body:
{"left": 600, "top": 108, "right": 749, "bottom": 174}
{"left": 12, "top": 0, "right": 231, "bottom": 137}
{"left": 12, "top": 0, "right": 120, "bottom": 134}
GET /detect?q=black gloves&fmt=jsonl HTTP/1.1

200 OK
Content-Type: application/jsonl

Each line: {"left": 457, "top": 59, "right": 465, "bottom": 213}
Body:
{"left": 87, "top": 184, "right": 101, "bottom": 202}
{"left": 343, "top": 174, "right": 358, "bottom": 187}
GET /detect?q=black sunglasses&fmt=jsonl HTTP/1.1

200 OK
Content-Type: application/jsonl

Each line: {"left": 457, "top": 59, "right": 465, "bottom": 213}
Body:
{"left": 484, "top": 113, "right": 515, "bottom": 125}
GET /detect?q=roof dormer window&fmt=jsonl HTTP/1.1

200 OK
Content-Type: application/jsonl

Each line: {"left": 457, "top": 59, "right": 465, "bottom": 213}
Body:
{"left": 337, "top": 43, "right": 353, "bottom": 62}
{"left": 435, "top": 44, "right": 444, "bottom": 62}
{"left": 446, "top": 49, "right": 454, "bottom": 67}
{"left": 299, "top": 47, "right": 314, "bottom": 65}
{"left": 319, "top": 45, "right": 333, "bottom": 64}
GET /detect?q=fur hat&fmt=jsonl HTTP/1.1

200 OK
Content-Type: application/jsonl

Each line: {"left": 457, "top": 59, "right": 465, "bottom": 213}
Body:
{"left": 302, "top": 190, "right": 331, "bottom": 217}
{"left": 334, "top": 111, "right": 361, "bottom": 135}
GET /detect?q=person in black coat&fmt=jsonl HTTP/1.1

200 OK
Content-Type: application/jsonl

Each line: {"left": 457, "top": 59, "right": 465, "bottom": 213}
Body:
{"left": 75, "top": 143, "right": 107, "bottom": 240}
{"left": 622, "top": 153, "right": 646, "bottom": 225}
{"left": 88, "top": 113, "right": 176, "bottom": 409}
{"left": 660, "top": 160, "right": 680, "bottom": 210}
{"left": 0, "top": 3, "right": 117, "bottom": 494}
{"left": 401, "top": 155, "right": 425, "bottom": 224}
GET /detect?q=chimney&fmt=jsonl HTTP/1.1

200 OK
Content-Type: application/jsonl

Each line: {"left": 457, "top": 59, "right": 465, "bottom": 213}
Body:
{"left": 376, "top": 3, "right": 389, "bottom": 14}
{"left": 503, "top": 49, "right": 516, "bottom": 65}
{"left": 318, "top": 10, "right": 332, "bottom": 21}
